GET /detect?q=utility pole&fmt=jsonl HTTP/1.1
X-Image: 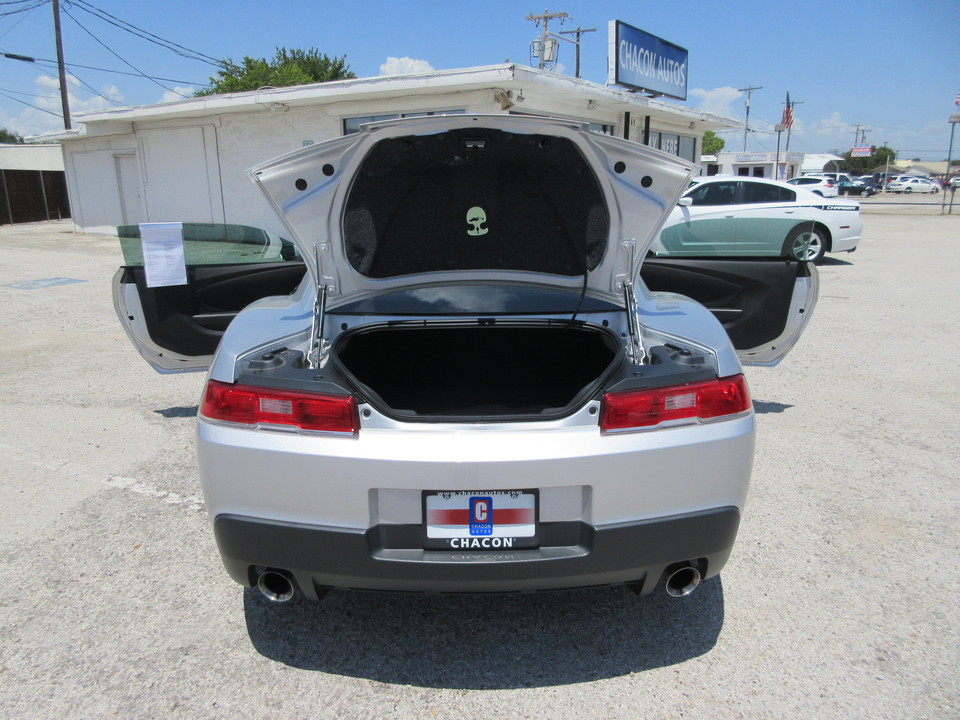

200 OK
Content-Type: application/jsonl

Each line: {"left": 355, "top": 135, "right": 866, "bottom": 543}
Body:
{"left": 559, "top": 26, "right": 596, "bottom": 79}
{"left": 785, "top": 99, "right": 803, "bottom": 151}
{"left": 52, "top": 0, "right": 70, "bottom": 129}
{"left": 738, "top": 85, "right": 762, "bottom": 151}
{"left": 525, "top": 10, "right": 568, "bottom": 70}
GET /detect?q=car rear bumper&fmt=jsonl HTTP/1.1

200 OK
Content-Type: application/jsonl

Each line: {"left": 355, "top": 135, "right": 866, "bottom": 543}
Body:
{"left": 213, "top": 506, "right": 741, "bottom": 597}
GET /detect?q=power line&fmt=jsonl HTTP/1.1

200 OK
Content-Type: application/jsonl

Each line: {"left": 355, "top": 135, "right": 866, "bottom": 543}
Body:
{"left": 1, "top": 50, "right": 202, "bottom": 84}
{"left": 1, "top": 48, "right": 126, "bottom": 108}
{"left": 61, "top": 6, "right": 185, "bottom": 97}
{"left": 0, "top": 0, "right": 44, "bottom": 18}
{"left": 0, "top": 0, "right": 40, "bottom": 39}
{"left": 0, "top": 88, "right": 61, "bottom": 117}
{"left": 0, "top": 84, "right": 51, "bottom": 98}
{"left": 67, "top": 0, "right": 226, "bottom": 68}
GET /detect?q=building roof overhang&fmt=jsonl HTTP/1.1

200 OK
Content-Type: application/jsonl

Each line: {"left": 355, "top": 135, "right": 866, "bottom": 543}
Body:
{"left": 31, "top": 64, "right": 738, "bottom": 142}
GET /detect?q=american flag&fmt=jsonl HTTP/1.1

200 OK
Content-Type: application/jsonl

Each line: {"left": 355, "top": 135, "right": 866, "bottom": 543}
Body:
{"left": 782, "top": 91, "right": 794, "bottom": 129}
{"left": 956, "top": 89, "right": 960, "bottom": 106}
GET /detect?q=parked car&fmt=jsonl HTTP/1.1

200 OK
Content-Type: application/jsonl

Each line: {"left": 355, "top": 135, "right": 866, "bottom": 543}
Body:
{"left": 113, "top": 115, "right": 818, "bottom": 602}
{"left": 786, "top": 175, "right": 839, "bottom": 197}
{"left": 658, "top": 175, "right": 862, "bottom": 263}
{"left": 888, "top": 177, "right": 940, "bottom": 194}
{"left": 950, "top": 176, "right": 960, "bottom": 189}
{"left": 837, "top": 178, "right": 877, "bottom": 197}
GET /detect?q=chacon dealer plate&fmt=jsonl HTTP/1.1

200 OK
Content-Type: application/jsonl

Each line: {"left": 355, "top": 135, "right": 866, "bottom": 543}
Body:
{"left": 422, "top": 490, "right": 539, "bottom": 550}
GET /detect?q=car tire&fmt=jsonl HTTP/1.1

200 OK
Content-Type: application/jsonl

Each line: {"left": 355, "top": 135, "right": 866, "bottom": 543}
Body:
{"left": 784, "top": 225, "right": 826, "bottom": 263}
{"left": 905, "top": 187, "right": 912, "bottom": 193}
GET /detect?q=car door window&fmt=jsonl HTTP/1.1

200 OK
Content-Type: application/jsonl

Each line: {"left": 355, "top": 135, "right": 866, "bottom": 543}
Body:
{"left": 742, "top": 182, "right": 795, "bottom": 204}
{"left": 686, "top": 181, "right": 738, "bottom": 206}
{"left": 117, "top": 223, "right": 300, "bottom": 267}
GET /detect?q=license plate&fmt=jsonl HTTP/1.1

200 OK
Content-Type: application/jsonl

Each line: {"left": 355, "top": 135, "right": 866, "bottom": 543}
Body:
{"left": 423, "top": 490, "right": 538, "bottom": 550}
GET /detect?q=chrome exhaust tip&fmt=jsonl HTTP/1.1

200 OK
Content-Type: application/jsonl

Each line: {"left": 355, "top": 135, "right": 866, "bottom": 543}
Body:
{"left": 664, "top": 564, "right": 702, "bottom": 598}
{"left": 256, "top": 570, "right": 296, "bottom": 603}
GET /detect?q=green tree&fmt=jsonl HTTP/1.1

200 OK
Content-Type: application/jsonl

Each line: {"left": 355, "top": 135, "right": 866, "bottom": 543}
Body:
{"left": 701, "top": 130, "right": 724, "bottom": 156}
{"left": 0, "top": 127, "right": 23, "bottom": 144}
{"left": 841, "top": 145, "right": 896, "bottom": 174}
{"left": 195, "top": 47, "right": 355, "bottom": 96}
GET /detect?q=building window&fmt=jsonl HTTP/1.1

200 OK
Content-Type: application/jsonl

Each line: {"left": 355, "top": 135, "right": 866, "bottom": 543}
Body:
{"left": 587, "top": 122, "right": 614, "bottom": 135}
{"left": 343, "top": 110, "right": 464, "bottom": 135}
{"left": 646, "top": 132, "right": 697, "bottom": 161}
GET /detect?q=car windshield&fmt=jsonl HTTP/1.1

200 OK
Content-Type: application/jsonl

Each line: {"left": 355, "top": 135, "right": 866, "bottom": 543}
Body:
{"left": 342, "top": 128, "right": 609, "bottom": 279}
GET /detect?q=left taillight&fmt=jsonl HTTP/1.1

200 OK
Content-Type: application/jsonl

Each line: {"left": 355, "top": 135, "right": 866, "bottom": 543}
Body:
{"left": 200, "top": 380, "right": 359, "bottom": 435}
{"left": 600, "top": 374, "right": 751, "bottom": 433}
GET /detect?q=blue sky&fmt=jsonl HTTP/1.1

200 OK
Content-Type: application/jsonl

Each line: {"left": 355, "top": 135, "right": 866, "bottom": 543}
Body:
{"left": 1, "top": 0, "right": 957, "bottom": 161}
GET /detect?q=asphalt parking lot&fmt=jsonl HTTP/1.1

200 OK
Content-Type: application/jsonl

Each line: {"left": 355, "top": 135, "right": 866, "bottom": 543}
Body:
{"left": 0, "top": 209, "right": 957, "bottom": 719}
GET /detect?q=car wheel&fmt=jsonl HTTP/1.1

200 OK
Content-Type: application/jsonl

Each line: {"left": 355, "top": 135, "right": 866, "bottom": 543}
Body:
{"left": 933, "top": 187, "right": 939, "bottom": 194}
{"left": 784, "top": 226, "right": 826, "bottom": 263}
{"left": 860, "top": 189, "right": 870, "bottom": 198}
{"left": 905, "top": 187, "right": 912, "bottom": 193}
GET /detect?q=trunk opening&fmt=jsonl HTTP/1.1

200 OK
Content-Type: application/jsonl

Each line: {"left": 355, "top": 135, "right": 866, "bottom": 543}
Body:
{"left": 333, "top": 322, "right": 620, "bottom": 420}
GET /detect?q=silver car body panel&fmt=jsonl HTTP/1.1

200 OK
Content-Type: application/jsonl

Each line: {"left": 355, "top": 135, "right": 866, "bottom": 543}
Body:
{"left": 197, "top": 406, "right": 754, "bottom": 532}
{"left": 110, "top": 115, "right": 823, "bottom": 594}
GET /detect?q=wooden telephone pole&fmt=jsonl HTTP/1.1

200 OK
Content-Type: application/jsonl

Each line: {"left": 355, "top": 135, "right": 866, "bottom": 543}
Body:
{"left": 559, "top": 26, "right": 596, "bottom": 79}
{"left": 525, "top": 10, "right": 568, "bottom": 70}
{"left": 738, "top": 85, "right": 762, "bottom": 151}
{"left": 52, "top": 0, "right": 71, "bottom": 129}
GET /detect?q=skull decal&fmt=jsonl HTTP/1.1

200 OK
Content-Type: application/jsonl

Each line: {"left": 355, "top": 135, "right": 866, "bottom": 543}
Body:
{"left": 466, "top": 206, "right": 489, "bottom": 237}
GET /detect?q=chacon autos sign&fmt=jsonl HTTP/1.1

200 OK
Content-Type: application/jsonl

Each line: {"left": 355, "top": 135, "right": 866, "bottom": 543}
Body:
{"left": 608, "top": 20, "right": 688, "bottom": 101}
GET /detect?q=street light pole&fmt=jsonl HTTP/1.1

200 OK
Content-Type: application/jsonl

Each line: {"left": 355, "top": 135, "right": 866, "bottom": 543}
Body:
{"left": 942, "top": 114, "right": 960, "bottom": 214}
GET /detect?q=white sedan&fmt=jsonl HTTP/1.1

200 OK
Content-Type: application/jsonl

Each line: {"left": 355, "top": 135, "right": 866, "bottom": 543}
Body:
{"left": 654, "top": 176, "right": 862, "bottom": 263}
{"left": 888, "top": 177, "right": 940, "bottom": 194}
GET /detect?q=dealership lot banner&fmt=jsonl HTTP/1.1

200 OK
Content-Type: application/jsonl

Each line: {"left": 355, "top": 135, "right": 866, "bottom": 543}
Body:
{"left": 608, "top": 20, "right": 688, "bottom": 101}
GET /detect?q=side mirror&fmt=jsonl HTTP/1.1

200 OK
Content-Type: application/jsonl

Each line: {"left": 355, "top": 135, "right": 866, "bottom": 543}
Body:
{"left": 678, "top": 197, "right": 693, "bottom": 207}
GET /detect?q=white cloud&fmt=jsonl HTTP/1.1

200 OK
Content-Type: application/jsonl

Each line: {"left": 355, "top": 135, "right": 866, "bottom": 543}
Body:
{"left": 814, "top": 111, "right": 848, "bottom": 136}
{"left": 157, "top": 87, "right": 197, "bottom": 104}
{"left": 689, "top": 86, "right": 743, "bottom": 118}
{"left": 7, "top": 74, "right": 126, "bottom": 136}
{"left": 379, "top": 57, "right": 435, "bottom": 76}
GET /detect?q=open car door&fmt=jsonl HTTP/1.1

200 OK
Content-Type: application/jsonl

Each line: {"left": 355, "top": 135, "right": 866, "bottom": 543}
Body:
{"left": 113, "top": 222, "right": 815, "bottom": 372}
{"left": 643, "top": 226, "right": 818, "bottom": 366}
{"left": 112, "top": 223, "right": 306, "bottom": 372}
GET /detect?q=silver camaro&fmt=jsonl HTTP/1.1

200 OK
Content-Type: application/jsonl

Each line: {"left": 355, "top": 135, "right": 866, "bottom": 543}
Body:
{"left": 114, "top": 114, "right": 817, "bottom": 601}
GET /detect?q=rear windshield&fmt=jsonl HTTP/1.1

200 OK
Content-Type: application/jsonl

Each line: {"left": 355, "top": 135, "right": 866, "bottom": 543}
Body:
{"left": 343, "top": 128, "right": 609, "bottom": 278}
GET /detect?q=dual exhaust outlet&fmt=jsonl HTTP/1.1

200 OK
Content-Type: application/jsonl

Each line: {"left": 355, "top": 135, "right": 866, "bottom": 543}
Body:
{"left": 664, "top": 562, "right": 702, "bottom": 598}
{"left": 256, "top": 569, "right": 296, "bottom": 603}
{"left": 255, "top": 563, "right": 703, "bottom": 602}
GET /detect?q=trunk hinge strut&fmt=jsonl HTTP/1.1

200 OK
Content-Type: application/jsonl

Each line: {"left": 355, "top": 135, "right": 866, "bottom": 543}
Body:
{"left": 617, "top": 239, "right": 646, "bottom": 365}
{"left": 622, "top": 280, "right": 645, "bottom": 365}
{"left": 308, "top": 242, "right": 331, "bottom": 369}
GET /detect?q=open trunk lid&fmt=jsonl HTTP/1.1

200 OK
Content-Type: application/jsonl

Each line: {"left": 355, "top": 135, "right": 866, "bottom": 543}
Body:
{"left": 249, "top": 114, "right": 693, "bottom": 311}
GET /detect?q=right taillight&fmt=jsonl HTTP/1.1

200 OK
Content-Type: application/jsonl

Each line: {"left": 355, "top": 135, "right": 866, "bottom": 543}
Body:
{"left": 200, "top": 380, "right": 359, "bottom": 435}
{"left": 600, "top": 375, "right": 751, "bottom": 433}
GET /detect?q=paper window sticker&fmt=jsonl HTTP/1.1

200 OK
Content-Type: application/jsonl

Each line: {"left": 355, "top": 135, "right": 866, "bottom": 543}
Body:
{"left": 139, "top": 222, "right": 188, "bottom": 288}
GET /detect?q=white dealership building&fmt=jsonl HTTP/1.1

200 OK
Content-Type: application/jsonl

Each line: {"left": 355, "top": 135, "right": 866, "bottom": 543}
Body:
{"left": 36, "top": 64, "right": 737, "bottom": 236}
